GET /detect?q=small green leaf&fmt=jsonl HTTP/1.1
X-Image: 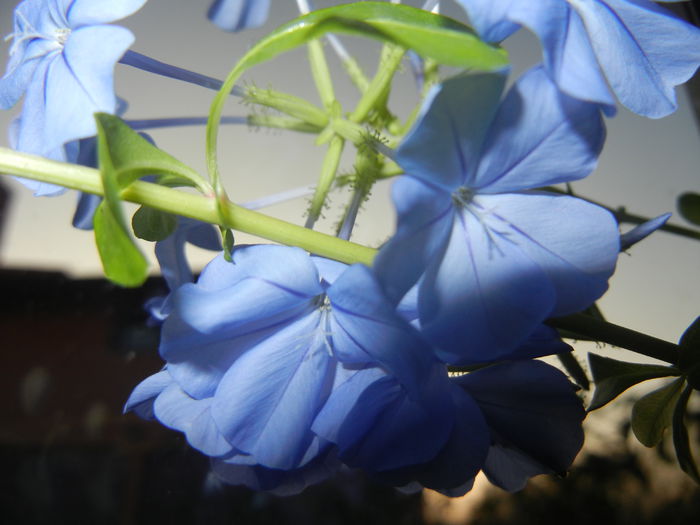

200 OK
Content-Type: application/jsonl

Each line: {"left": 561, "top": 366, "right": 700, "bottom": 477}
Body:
{"left": 588, "top": 353, "right": 680, "bottom": 411}
{"left": 94, "top": 202, "right": 148, "bottom": 287}
{"left": 679, "top": 316, "right": 700, "bottom": 390}
{"left": 236, "top": 3, "right": 508, "bottom": 73}
{"left": 94, "top": 113, "right": 207, "bottom": 190}
{"left": 631, "top": 377, "right": 685, "bottom": 447}
{"left": 132, "top": 205, "right": 178, "bottom": 242}
{"left": 672, "top": 384, "right": 700, "bottom": 483}
{"left": 678, "top": 192, "right": 700, "bottom": 226}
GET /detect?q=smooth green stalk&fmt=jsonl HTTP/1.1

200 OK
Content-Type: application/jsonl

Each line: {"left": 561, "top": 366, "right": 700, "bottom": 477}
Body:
{"left": 0, "top": 147, "right": 376, "bottom": 266}
{"left": 306, "top": 135, "right": 345, "bottom": 228}
{"left": 349, "top": 45, "right": 406, "bottom": 124}
{"left": 308, "top": 39, "right": 337, "bottom": 110}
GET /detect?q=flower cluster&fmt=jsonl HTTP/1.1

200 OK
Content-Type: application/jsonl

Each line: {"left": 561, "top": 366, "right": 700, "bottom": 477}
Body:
{"left": 2, "top": 0, "right": 699, "bottom": 498}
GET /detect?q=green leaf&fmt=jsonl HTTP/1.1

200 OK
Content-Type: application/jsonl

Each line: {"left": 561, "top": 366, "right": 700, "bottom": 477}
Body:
{"left": 132, "top": 205, "right": 178, "bottom": 242}
{"left": 94, "top": 202, "right": 149, "bottom": 287}
{"left": 558, "top": 352, "right": 590, "bottom": 390}
{"left": 236, "top": 2, "right": 508, "bottom": 73}
{"left": 94, "top": 114, "right": 149, "bottom": 287}
{"left": 631, "top": 377, "right": 685, "bottom": 447}
{"left": 672, "top": 384, "right": 700, "bottom": 483}
{"left": 678, "top": 192, "right": 700, "bottom": 226}
{"left": 588, "top": 353, "right": 680, "bottom": 411}
{"left": 93, "top": 113, "right": 207, "bottom": 190}
{"left": 679, "top": 316, "right": 700, "bottom": 390}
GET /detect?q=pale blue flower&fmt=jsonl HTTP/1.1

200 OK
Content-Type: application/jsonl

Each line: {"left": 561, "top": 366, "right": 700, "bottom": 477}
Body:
{"left": 455, "top": 0, "right": 700, "bottom": 118}
{"left": 375, "top": 67, "right": 619, "bottom": 365}
{"left": 0, "top": 0, "right": 146, "bottom": 171}
{"left": 208, "top": 0, "right": 270, "bottom": 32}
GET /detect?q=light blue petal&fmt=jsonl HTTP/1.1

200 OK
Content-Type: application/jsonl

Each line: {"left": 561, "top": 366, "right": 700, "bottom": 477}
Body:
{"left": 455, "top": 360, "right": 585, "bottom": 491}
{"left": 154, "top": 383, "right": 234, "bottom": 457}
{"left": 569, "top": 0, "right": 700, "bottom": 117}
{"left": 509, "top": 0, "right": 616, "bottom": 111}
{"left": 482, "top": 192, "right": 619, "bottom": 315}
{"left": 328, "top": 264, "right": 439, "bottom": 395}
{"left": 67, "top": 0, "right": 147, "bottom": 25}
{"left": 43, "top": 25, "right": 133, "bottom": 148}
{"left": 476, "top": 66, "right": 605, "bottom": 192}
{"left": 123, "top": 369, "right": 171, "bottom": 419}
{"left": 419, "top": 204, "right": 557, "bottom": 364}
{"left": 455, "top": 0, "right": 521, "bottom": 42}
{"left": 396, "top": 71, "right": 508, "bottom": 191}
{"left": 211, "top": 311, "right": 335, "bottom": 469}
{"left": 208, "top": 0, "right": 271, "bottom": 32}
{"left": 373, "top": 177, "right": 454, "bottom": 304}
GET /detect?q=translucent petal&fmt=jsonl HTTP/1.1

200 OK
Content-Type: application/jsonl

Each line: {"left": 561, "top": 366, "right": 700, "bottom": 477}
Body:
{"left": 208, "top": 0, "right": 271, "bottom": 32}
{"left": 67, "top": 0, "right": 147, "bottom": 25}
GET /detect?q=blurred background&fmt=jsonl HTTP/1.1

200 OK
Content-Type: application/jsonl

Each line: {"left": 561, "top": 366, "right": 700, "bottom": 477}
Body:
{"left": 0, "top": 1, "right": 699, "bottom": 523}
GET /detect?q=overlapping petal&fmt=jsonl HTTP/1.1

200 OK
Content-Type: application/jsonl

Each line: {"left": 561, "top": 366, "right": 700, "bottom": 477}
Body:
{"left": 456, "top": 0, "right": 700, "bottom": 117}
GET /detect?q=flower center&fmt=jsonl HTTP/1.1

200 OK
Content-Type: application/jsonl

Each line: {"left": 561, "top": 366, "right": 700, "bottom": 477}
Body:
{"left": 451, "top": 186, "right": 475, "bottom": 208}
{"left": 54, "top": 27, "right": 70, "bottom": 46}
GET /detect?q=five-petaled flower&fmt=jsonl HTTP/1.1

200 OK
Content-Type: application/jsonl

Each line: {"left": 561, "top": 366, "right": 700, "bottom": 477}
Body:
{"left": 375, "top": 66, "right": 619, "bottom": 365}
{"left": 0, "top": 0, "right": 146, "bottom": 194}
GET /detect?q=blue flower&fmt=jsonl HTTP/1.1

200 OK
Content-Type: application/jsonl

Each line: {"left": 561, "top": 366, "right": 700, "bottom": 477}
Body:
{"left": 126, "top": 246, "right": 586, "bottom": 494}
{"left": 208, "top": 0, "right": 270, "bottom": 32}
{"left": 374, "top": 67, "right": 619, "bottom": 365}
{"left": 0, "top": 0, "right": 146, "bottom": 172}
{"left": 455, "top": 0, "right": 700, "bottom": 118}
{"left": 127, "top": 245, "right": 458, "bottom": 490}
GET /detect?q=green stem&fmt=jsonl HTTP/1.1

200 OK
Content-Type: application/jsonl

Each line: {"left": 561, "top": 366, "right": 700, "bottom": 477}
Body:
{"left": 0, "top": 147, "right": 376, "bottom": 266}
{"left": 308, "top": 39, "right": 336, "bottom": 110}
{"left": 247, "top": 114, "right": 322, "bottom": 134}
{"left": 245, "top": 87, "right": 329, "bottom": 128}
{"left": 548, "top": 313, "right": 679, "bottom": 365}
{"left": 349, "top": 45, "right": 405, "bottom": 124}
{"left": 306, "top": 135, "right": 345, "bottom": 228}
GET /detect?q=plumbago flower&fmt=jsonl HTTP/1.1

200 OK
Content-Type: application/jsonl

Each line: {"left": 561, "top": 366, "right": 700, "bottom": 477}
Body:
{"left": 0, "top": 0, "right": 146, "bottom": 188}
{"left": 374, "top": 66, "right": 619, "bottom": 365}
{"left": 208, "top": 0, "right": 271, "bottom": 32}
{"left": 126, "top": 244, "right": 585, "bottom": 495}
{"left": 454, "top": 0, "right": 700, "bottom": 118}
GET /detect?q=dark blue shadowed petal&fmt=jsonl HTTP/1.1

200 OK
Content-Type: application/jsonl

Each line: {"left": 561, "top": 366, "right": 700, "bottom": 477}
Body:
{"left": 455, "top": 360, "right": 585, "bottom": 492}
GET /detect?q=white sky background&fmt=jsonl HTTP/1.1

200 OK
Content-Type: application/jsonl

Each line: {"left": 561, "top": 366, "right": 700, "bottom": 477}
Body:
{"left": 0, "top": 0, "right": 698, "bottom": 348}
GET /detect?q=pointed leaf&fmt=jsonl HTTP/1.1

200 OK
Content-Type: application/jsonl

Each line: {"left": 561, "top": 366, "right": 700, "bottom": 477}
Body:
{"left": 235, "top": 2, "right": 508, "bottom": 72}
{"left": 678, "top": 192, "right": 700, "bottom": 226}
{"left": 94, "top": 114, "right": 149, "bottom": 287}
{"left": 679, "top": 316, "right": 700, "bottom": 390}
{"left": 588, "top": 353, "right": 680, "bottom": 411}
{"left": 132, "top": 205, "right": 178, "bottom": 242}
{"left": 94, "top": 201, "right": 149, "bottom": 287}
{"left": 631, "top": 377, "right": 685, "bottom": 447}
{"left": 672, "top": 384, "right": 700, "bottom": 484}
{"left": 94, "top": 113, "right": 207, "bottom": 190}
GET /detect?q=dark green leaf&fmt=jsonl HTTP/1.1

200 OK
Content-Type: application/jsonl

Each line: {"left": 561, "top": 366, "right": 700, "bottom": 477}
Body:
{"left": 678, "top": 192, "right": 700, "bottom": 226}
{"left": 588, "top": 353, "right": 680, "bottom": 411}
{"left": 94, "top": 202, "right": 149, "bottom": 288}
{"left": 631, "top": 377, "right": 685, "bottom": 447}
{"left": 558, "top": 352, "right": 590, "bottom": 390}
{"left": 236, "top": 2, "right": 508, "bottom": 73}
{"left": 94, "top": 113, "right": 206, "bottom": 190}
{"left": 672, "top": 384, "right": 700, "bottom": 483}
{"left": 679, "top": 316, "right": 700, "bottom": 390}
{"left": 132, "top": 205, "right": 178, "bottom": 242}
